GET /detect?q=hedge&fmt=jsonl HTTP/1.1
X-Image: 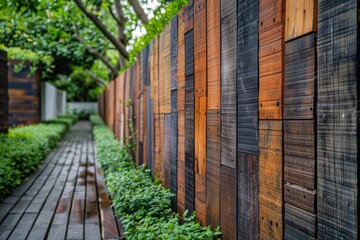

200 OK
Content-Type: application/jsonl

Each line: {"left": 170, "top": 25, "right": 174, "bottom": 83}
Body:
{"left": 0, "top": 115, "right": 78, "bottom": 202}
{"left": 90, "top": 115, "right": 221, "bottom": 239}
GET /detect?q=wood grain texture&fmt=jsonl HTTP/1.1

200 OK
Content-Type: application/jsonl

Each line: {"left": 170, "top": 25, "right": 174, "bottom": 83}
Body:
{"left": 284, "top": 120, "right": 315, "bottom": 190}
{"left": 220, "top": 0, "right": 237, "bottom": 169}
{"left": 237, "top": 0, "right": 259, "bottom": 155}
{"left": 8, "top": 60, "right": 40, "bottom": 127}
{"left": 238, "top": 152, "right": 259, "bottom": 239}
{"left": 259, "top": 120, "right": 283, "bottom": 239}
{"left": 220, "top": 166, "right": 237, "bottom": 240}
{"left": 206, "top": 0, "right": 220, "bottom": 110}
{"left": 195, "top": 97, "right": 206, "bottom": 176}
{"left": 182, "top": 0, "right": 194, "bottom": 32}
{"left": 285, "top": 0, "right": 317, "bottom": 41}
{"left": 285, "top": 204, "right": 316, "bottom": 239}
{"left": 317, "top": 1, "right": 359, "bottom": 239}
{"left": 171, "top": 16, "right": 178, "bottom": 91}
{"left": 170, "top": 90, "right": 178, "bottom": 211}
{"left": 206, "top": 109, "right": 220, "bottom": 227}
{"left": 150, "top": 36, "right": 159, "bottom": 102}
{"left": 164, "top": 114, "right": 171, "bottom": 188}
{"left": 259, "top": 0, "right": 285, "bottom": 119}
{"left": 194, "top": 0, "right": 207, "bottom": 98}
{"left": 284, "top": 33, "right": 316, "bottom": 120}
{"left": 0, "top": 50, "right": 8, "bottom": 133}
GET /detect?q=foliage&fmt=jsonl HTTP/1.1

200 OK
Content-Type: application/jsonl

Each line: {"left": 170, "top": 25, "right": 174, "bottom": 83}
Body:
{"left": 90, "top": 115, "right": 221, "bottom": 239}
{"left": 0, "top": 115, "right": 78, "bottom": 202}
{"left": 50, "top": 68, "right": 104, "bottom": 102}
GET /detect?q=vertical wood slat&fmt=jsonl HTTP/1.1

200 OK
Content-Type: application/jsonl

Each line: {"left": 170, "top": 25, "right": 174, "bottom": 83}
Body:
{"left": 206, "top": 0, "right": 221, "bottom": 228}
{"left": 206, "top": 110, "right": 220, "bottom": 227}
{"left": 193, "top": 0, "right": 207, "bottom": 224}
{"left": 220, "top": 0, "right": 237, "bottom": 169}
{"left": 164, "top": 114, "right": 171, "bottom": 188}
{"left": 164, "top": 23, "right": 172, "bottom": 113}
{"left": 182, "top": 0, "right": 194, "bottom": 33}
{"left": 220, "top": 166, "right": 237, "bottom": 240}
{"left": 259, "top": 0, "right": 285, "bottom": 120}
{"left": 177, "top": 8, "right": 186, "bottom": 214}
{"left": 259, "top": 120, "right": 283, "bottom": 239}
{"left": 237, "top": 0, "right": 259, "bottom": 155}
{"left": 170, "top": 90, "right": 178, "bottom": 211}
{"left": 0, "top": 50, "right": 8, "bottom": 133}
{"left": 238, "top": 153, "right": 259, "bottom": 239}
{"left": 317, "top": 1, "right": 359, "bottom": 239}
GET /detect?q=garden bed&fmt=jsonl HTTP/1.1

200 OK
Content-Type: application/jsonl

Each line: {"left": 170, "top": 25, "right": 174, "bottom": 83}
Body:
{"left": 90, "top": 115, "right": 221, "bottom": 239}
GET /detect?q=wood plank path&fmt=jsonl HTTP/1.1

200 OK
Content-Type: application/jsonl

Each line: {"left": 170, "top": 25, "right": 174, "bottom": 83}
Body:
{"left": 0, "top": 121, "right": 123, "bottom": 240}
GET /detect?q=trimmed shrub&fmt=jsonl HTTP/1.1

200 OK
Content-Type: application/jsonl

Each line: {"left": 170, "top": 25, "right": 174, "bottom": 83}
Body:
{"left": 0, "top": 115, "right": 76, "bottom": 202}
{"left": 90, "top": 115, "right": 221, "bottom": 239}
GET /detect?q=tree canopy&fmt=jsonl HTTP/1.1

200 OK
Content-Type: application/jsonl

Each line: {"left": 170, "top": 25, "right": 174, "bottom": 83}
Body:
{"left": 0, "top": 0, "right": 188, "bottom": 101}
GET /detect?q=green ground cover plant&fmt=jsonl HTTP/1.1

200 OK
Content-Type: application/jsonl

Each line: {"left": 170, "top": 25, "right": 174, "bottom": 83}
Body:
{"left": 0, "top": 115, "right": 78, "bottom": 202}
{"left": 90, "top": 115, "right": 221, "bottom": 240}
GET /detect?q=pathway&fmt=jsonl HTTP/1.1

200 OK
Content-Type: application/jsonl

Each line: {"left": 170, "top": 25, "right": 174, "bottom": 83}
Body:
{"left": 0, "top": 121, "right": 122, "bottom": 240}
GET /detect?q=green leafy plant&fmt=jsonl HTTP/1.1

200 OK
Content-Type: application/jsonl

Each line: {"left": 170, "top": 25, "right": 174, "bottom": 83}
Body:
{"left": 90, "top": 114, "right": 221, "bottom": 239}
{"left": 0, "top": 114, "right": 78, "bottom": 202}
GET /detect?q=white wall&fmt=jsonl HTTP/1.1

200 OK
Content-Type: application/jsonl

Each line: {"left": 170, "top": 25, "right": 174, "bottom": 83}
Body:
{"left": 67, "top": 102, "right": 98, "bottom": 114}
{"left": 41, "top": 82, "right": 67, "bottom": 120}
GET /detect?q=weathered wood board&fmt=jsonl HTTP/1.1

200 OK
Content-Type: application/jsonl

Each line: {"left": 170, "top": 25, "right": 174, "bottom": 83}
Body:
{"left": 284, "top": 33, "right": 316, "bottom": 120}
{"left": 317, "top": 0, "right": 359, "bottom": 239}
{"left": 170, "top": 90, "right": 178, "bottom": 211}
{"left": 164, "top": 114, "right": 171, "bottom": 188}
{"left": 259, "top": 120, "right": 283, "bottom": 239}
{"left": 238, "top": 152, "right": 259, "bottom": 239}
{"left": 259, "top": 0, "right": 285, "bottom": 119}
{"left": 237, "top": 0, "right": 259, "bottom": 156}
{"left": 220, "top": 166, "right": 237, "bottom": 240}
{"left": 285, "top": 0, "right": 317, "bottom": 41}
{"left": 220, "top": 0, "right": 237, "bottom": 169}
{"left": 206, "top": 110, "right": 220, "bottom": 227}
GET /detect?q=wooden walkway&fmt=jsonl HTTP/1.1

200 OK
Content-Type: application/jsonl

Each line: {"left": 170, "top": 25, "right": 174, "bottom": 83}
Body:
{"left": 0, "top": 121, "right": 123, "bottom": 240}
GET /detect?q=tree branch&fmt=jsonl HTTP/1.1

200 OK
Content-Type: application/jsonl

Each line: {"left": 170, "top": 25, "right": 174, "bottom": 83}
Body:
{"left": 73, "top": 0, "right": 129, "bottom": 59}
{"left": 85, "top": 69, "right": 108, "bottom": 87}
{"left": 73, "top": 23, "right": 118, "bottom": 75}
{"left": 127, "top": 0, "right": 149, "bottom": 25}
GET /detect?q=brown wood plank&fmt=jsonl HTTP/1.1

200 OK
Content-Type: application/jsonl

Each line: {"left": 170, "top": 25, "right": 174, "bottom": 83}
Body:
{"left": 164, "top": 23, "right": 172, "bottom": 113}
{"left": 206, "top": 0, "right": 220, "bottom": 110}
{"left": 285, "top": 0, "right": 317, "bottom": 41}
{"left": 220, "top": 166, "right": 237, "bottom": 240}
{"left": 259, "top": 0, "right": 285, "bottom": 120}
{"left": 259, "top": 120, "right": 283, "bottom": 240}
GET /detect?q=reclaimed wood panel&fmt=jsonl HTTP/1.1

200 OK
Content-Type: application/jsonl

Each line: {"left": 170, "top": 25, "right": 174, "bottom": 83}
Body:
{"left": 284, "top": 33, "right": 316, "bottom": 120}
{"left": 185, "top": 74, "right": 195, "bottom": 212}
{"left": 285, "top": 0, "right": 317, "bottom": 41}
{"left": 0, "top": 50, "right": 8, "bottom": 133}
{"left": 238, "top": 152, "right": 259, "bottom": 239}
{"left": 284, "top": 184, "right": 316, "bottom": 213}
{"left": 150, "top": 37, "right": 159, "bottom": 102}
{"left": 182, "top": 0, "right": 194, "bottom": 32}
{"left": 159, "top": 114, "right": 165, "bottom": 183}
{"left": 259, "top": 120, "right": 283, "bottom": 239}
{"left": 220, "top": 0, "right": 237, "bottom": 169}
{"left": 141, "top": 46, "right": 149, "bottom": 85}
{"left": 171, "top": 16, "right": 178, "bottom": 91}
{"left": 220, "top": 166, "right": 237, "bottom": 240}
{"left": 159, "top": 31, "right": 165, "bottom": 114}
{"left": 146, "top": 86, "right": 153, "bottom": 171}
{"left": 177, "top": 11, "right": 185, "bottom": 213}
{"left": 195, "top": 97, "right": 206, "bottom": 176}
{"left": 8, "top": 60, "right": 40, "bottom": 127}
{"left": 194, "top": 0, "right": 207, "bottom": 98}
{"left": 285, "top": 204, "right": 316, "bottom": 239}
{"left": 163, "top": 23, "right": 172, "bottom": 113}
{"left": 317, "top": 1, "right": 359, "bottom": 238}
{"left": 164, "top": 114, "right": 171, "bottom": 188}
{"left": 206, "top": 0, "right": 220, "bottom": 110}
{"left": 114, "top": 76, "right": 121, "bottom": 141}
{"left": 206, "top": 110, "right": 220, "bottom": 227}
{"left": 259, "top": 0, "right": 285, "bottom": 120}
{"left": 284, "top": 120, "right": 315, "bottom": 189}
{"left": 237, "top": 0, "right": 259, "bottom": 155}
{"left": 170, "top": 90, "right": 178, "bottom": 211}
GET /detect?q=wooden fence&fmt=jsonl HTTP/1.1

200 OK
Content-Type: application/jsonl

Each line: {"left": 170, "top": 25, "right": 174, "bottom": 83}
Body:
{"left": 0, "top": 50, "right": 8, "bottom": 133}
{"left": 8, "top": 60, "right": 41, "bottom": 127}
{"left": 98, "top": 0, "right": 360, "bottom": 239}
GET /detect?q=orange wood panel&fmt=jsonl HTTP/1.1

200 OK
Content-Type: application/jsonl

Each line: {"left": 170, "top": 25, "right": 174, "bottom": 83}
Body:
{"left": 119, "top": 73, "right": 125, "bottom": 141}
{"left": 159, "top": 31, "right": 165, "bottom": 113}
{"left": 124, "top": 69, "right": 131, "bottom": 144}
{"left": 259, "top": 120, "right": 283, "bottom": 240}
{"left": 177, "top": 8, "right": 186, "bottom": 214}
{"left": 195, "top": 197, "right": 206, "bottom": 225}
{"left": 285, "top": 0, "right": 317, "bottom": 41}
{"left": 206, "top": 0, "right": 220, "bottom": 110}
{"left": 163, "top": 23, "right": 172, "bottom": 113}
{"left": 151, "top": 36, "right": 159, "bottom": 102}
{"left": 114, "top": 76, "right": 121, "bottom": 140}
{"left": 195, "top": 97, "right": 207, "bottom": 176}
{"left": 259, "top": 0, "right": 285, "bottom": 120}
{"left": 182, "top": 0, "right": 194, "bottom": 32}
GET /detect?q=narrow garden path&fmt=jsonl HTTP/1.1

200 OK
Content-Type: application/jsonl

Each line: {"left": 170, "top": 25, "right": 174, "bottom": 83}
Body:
{"left": 0, "top": 121, "right": 122, "bottom": 240}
